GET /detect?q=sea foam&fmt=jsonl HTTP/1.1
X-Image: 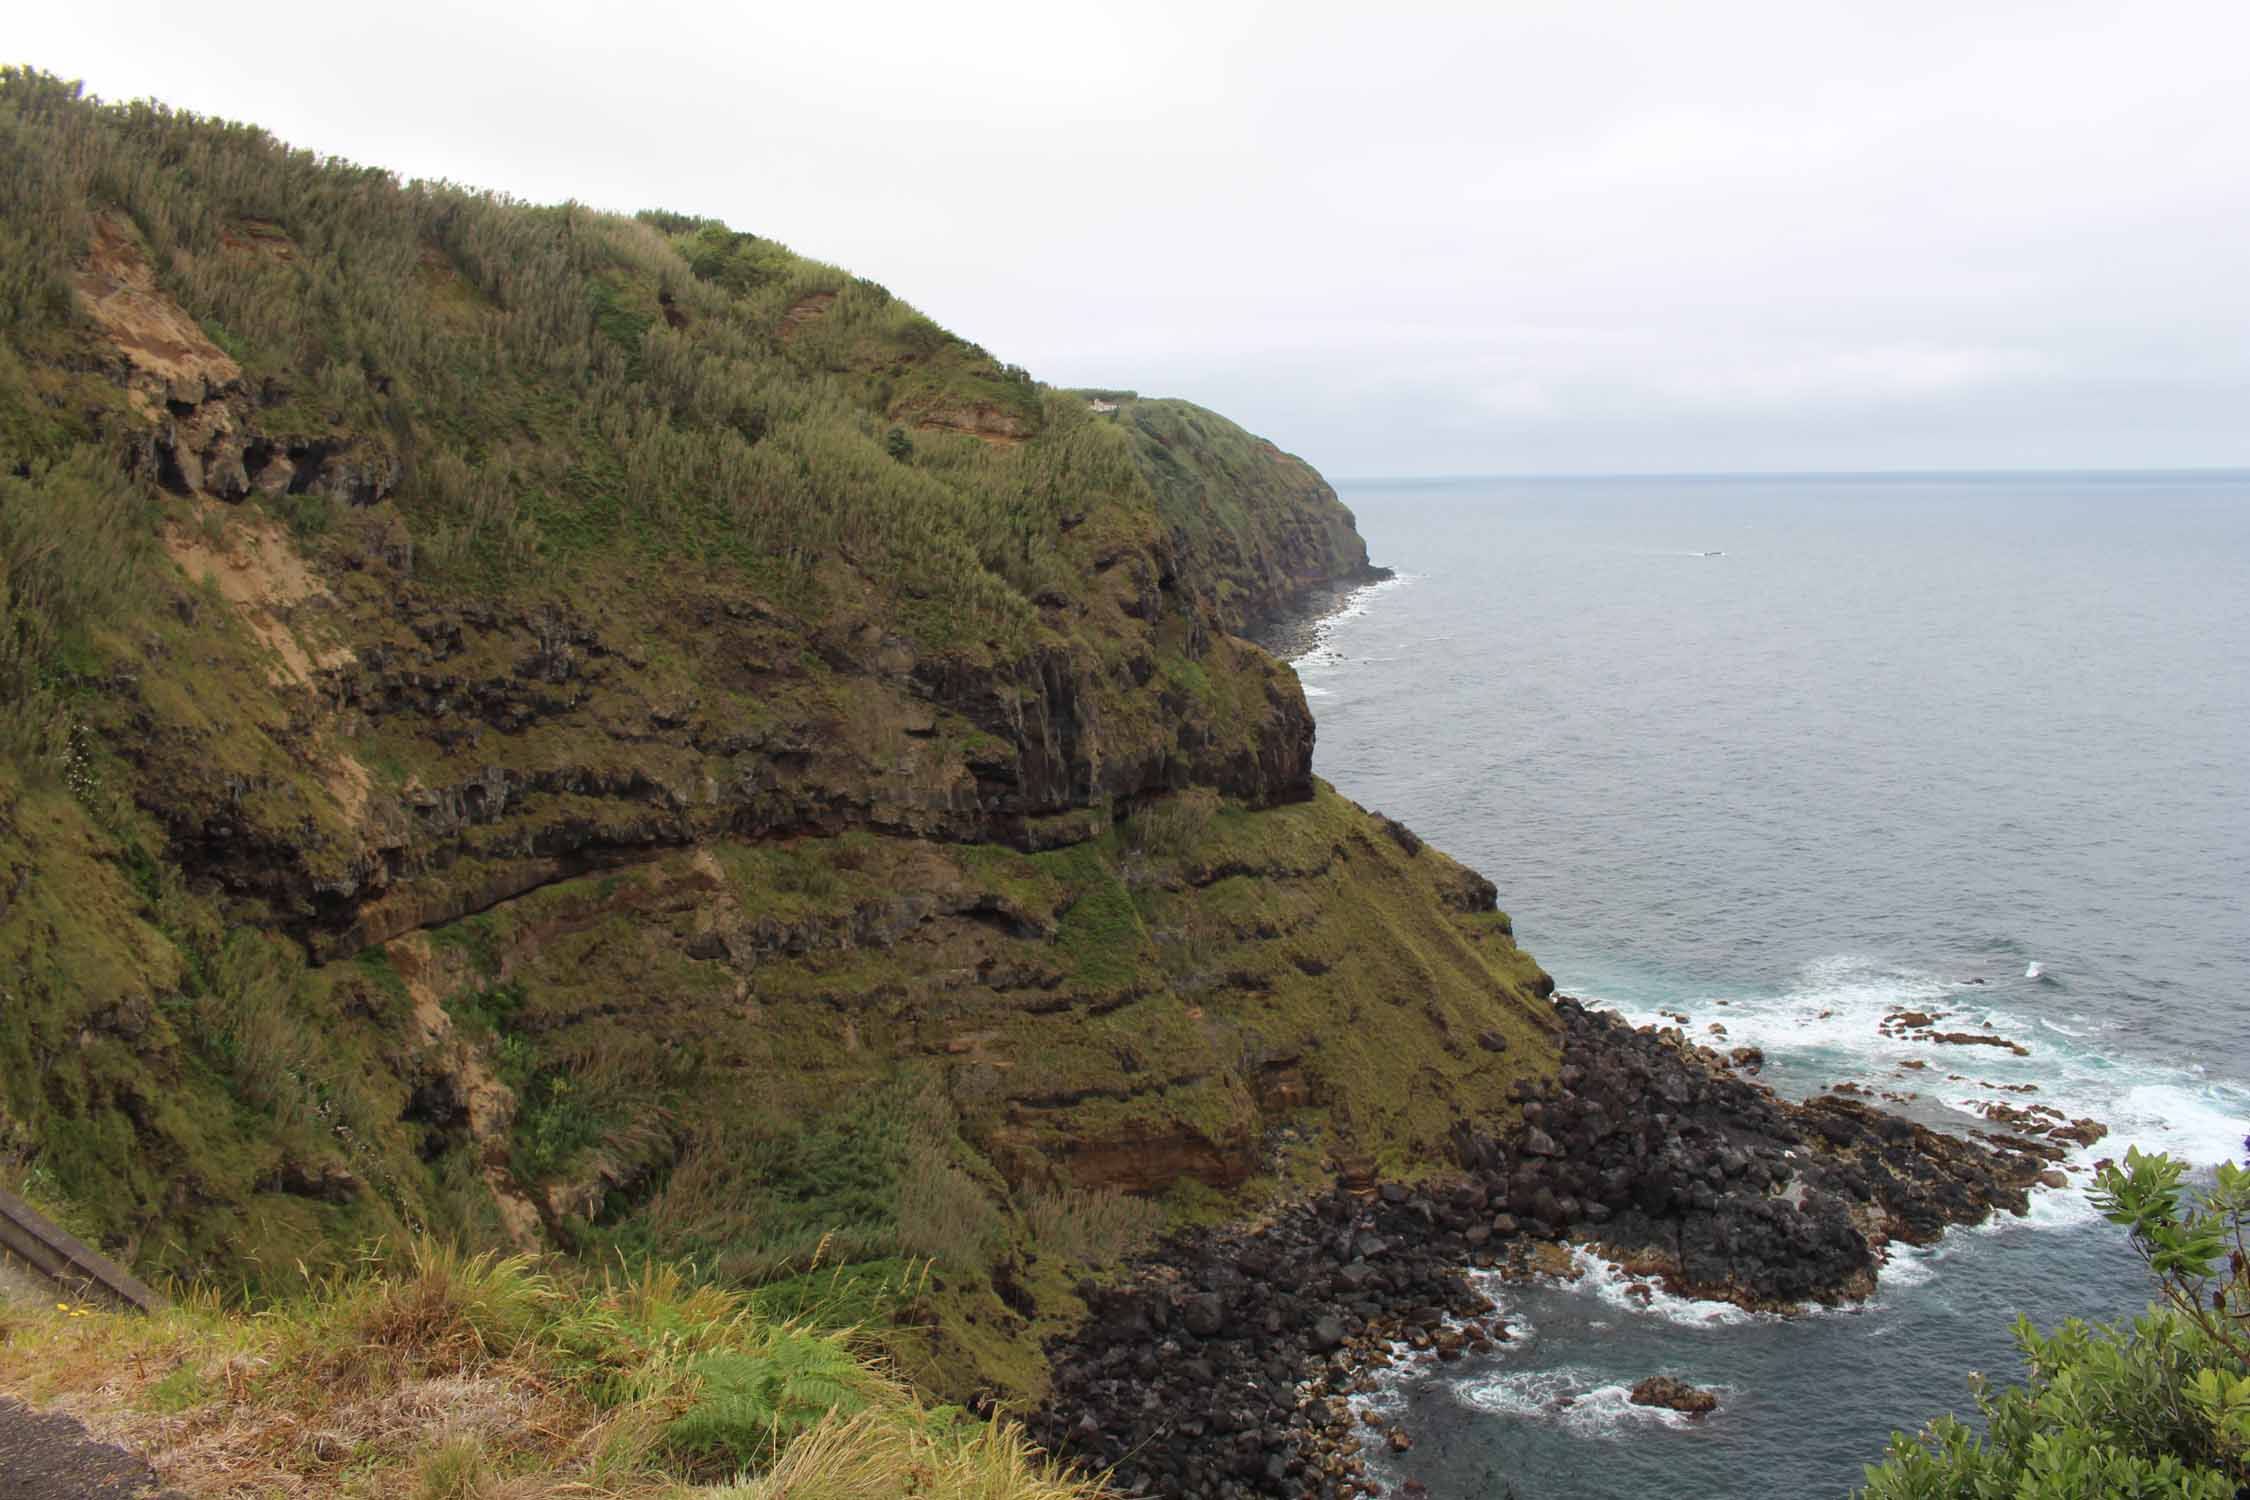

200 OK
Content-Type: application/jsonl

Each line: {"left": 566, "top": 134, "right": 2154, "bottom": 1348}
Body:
{"left": 1564, "top": 1246, "right": 1758, "bottom": 1329}
{"left": 1586, "top": 951, "right": 2248, "bottom": 1176}
{"left": 1451, "top": 1367, "right": 1718, "bottom": 1437}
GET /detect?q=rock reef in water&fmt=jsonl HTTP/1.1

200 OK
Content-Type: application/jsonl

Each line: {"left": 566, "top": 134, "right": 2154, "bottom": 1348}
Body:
{"left": 1532, "top": 1000, "right": 2053, "bottom": 1306}
{"left": 1032, "top": 998, "right": 2061, "bottom": 1498}
{"left": 1628, "top": 1376, "right": 1719, "bottom": 1415}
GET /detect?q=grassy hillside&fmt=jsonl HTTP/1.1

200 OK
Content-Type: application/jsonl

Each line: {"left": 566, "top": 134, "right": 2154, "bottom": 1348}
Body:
{"left": 0, "top": 65, "right": 1555, "bottom": 1416}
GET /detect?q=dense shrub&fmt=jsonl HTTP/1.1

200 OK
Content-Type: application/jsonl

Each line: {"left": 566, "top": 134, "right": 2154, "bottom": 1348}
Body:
{"left": 1860, "top": 1149, "right": 2250, "bottom": 1499}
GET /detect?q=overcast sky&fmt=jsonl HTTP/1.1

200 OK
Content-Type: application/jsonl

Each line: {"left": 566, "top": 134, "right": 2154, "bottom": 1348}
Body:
{"left": 20, "top": 1, "right": 2250, "bottom": 475}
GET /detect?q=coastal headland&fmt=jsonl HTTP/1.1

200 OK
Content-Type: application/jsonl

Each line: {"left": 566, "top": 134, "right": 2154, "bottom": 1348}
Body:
{"left": 0, "top": 69, "right": 2089, "bottom": 1500}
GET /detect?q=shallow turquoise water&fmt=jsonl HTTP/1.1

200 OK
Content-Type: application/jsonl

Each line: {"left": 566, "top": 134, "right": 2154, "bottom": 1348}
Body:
{"left": 1294, "top": 471, "right": 2250, "bottom": 1498}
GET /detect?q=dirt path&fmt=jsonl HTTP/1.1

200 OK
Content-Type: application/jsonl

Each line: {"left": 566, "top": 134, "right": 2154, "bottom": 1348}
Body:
{"left": 0, "top": 1398, "right": 174, "bottom": 1498}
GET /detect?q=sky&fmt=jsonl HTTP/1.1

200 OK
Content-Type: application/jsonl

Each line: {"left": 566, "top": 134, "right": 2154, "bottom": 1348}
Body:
{"left": 18, "top": 0, "right": 2250, "bottom": 476}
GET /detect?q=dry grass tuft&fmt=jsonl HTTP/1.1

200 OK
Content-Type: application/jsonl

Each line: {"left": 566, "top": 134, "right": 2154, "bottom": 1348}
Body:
{"left": 1022, "top": 1188, "right": 1166, "bottom": 1269}
{"left": 897, "top": 1143, "right": 999, "bottom": 1271}
{"left": 348, "top": 1242, "right": 552, "bottom": 1376}
{"left": 713, "top": 1406, "right": 1105, "bottom": 1500}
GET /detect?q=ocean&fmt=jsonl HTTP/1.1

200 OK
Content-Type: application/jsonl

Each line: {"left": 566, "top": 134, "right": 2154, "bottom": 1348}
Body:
{"left": 1288, "top": 471, "right": 2250, "bottom": 1498}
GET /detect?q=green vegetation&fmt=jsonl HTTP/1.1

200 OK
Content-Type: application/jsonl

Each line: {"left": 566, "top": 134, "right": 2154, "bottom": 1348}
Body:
{"left": 1860, "top": 1149, "right": 2250, "bottom": 1499}
{"left": 1022, "top": 1187, "right": 1166, "bottom": 1269}
{"left": 0, "top": 63, "right": 1555, "bottom": 1460}
{"left": 1091, "top": 394, "right": 1375, "bottom": 633}
{"left": 665, "top": 1339, "right": 875, "bottom": 1474}
{"left": 0, "top": 68, "right": 1110, "bottom": 639}
{"left": 0, "top": 450, "right": 157, "bottom": 766}
{"left": 0, "top": 1240, "right": 1097, "bottom": 1500}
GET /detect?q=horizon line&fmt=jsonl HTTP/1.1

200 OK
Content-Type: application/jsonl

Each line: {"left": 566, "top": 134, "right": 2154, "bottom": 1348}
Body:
{"left": 1330, "top": 464, "right": 2250, "bottom": 486}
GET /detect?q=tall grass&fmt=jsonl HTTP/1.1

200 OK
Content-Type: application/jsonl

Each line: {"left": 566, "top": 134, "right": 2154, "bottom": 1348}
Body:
{"left": 897, "top": 1092, "right": 1002, "bottom": 1271}
{"left": 0, "top": 451, "right": 157, "bottom": 769}
{"left": 589, "top": 1076, "right": 1017, "bottom": 1287}
{"left": 1021, "top": 1187, "right": 1166, "bottom": 1269}
{"left": 0, "top": 67, "right": 1151, "bottom": 651}
{"left": 1, "top": 1238, "right": 1097, "bottom": 1499}
{"left": 714, "top": 1406, "right": 1101, "bottom": 1500}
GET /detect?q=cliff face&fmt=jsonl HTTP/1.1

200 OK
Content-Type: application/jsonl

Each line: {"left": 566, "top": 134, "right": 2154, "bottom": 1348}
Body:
{"left": 1086, "top": 394, "right": 1386, "bottom": 637}
{"left": 0, "top": 71, "right": 1555, "bottom": 1379}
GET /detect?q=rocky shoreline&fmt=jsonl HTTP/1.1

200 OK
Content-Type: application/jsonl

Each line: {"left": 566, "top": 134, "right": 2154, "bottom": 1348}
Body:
{"left": 1246, "top": 565, "right": 1399, "bottom": 662}
{"left": 1028, "top": 998, "right": 2066, "bottom": 1499}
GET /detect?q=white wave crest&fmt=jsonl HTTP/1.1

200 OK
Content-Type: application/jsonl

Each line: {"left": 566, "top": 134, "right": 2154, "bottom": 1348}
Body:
{"left": 1586, "top": 952, "right": 2248, "bottom": 1176}
{"left": 1974, "top": 1178, "right": 2106, "bottom": 1233}
{"left": 1451, "top": 1367, "right": 1714, "bottom": 1436}
{"left": 1871, "top": 1238, "right": 1943, "bottom": 1293}
{"left": 1285, "top": 573, "right": 1416, "bottom": 668}
{"left": 1349, "top": 1356, "right": 1415, "bottom": 1421}
{"left": 2104, "top": 1082, "right": 2249, "bottom": 1168}
{"left": 1587, "top": 953, "right": 1958, "bottom": 1064}
{"left": 1566, "top": 1246, "right": 1758, "bottom": 1328}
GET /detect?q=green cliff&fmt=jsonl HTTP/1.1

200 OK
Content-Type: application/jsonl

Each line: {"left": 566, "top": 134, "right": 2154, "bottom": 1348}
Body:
{"left": 0, "top": 71, "right": 1554, "bottom": 1399}
{"left": 1076, "top": 393, "right": 1387, "bottom": 637}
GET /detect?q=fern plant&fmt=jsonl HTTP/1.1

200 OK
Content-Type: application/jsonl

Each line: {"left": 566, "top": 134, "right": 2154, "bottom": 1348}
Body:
{"left": 663, "top": 1332, "right": 873, "bottom": 1475}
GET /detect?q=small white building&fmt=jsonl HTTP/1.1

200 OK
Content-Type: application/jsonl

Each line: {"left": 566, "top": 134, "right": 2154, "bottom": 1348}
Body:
{"left": 1087, "top": 398, "right": 1119, "bottom": 414}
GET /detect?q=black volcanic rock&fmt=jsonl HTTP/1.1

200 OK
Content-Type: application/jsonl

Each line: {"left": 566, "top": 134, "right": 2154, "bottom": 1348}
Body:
{"left": 1031, "top": 998, "right": 2059, "bottom": 1497}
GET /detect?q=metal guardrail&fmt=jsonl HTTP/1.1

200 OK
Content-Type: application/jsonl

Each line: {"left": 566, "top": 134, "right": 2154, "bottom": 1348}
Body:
{"left": 0, "top": 1188, "right": 163, "bottom": 1313}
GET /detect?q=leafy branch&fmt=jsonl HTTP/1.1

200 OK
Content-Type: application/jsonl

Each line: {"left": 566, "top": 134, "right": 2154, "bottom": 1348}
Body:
{"left": 1860, "top": 1146, "right": 2250, "bottom": 1499}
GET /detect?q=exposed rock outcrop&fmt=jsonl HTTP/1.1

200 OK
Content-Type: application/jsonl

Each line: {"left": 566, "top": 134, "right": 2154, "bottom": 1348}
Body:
{"left": 1512, "top": 1000, "right": 2050, "bottom": 1305}
{"left": 74, "top": 215, "right": 399, "bottom": 511}
{"left": 1629, "top": 1376, "right": 1718, "bottom": 1415}
{"left": 1032, "top": 1000, "right": 2058, "bottom": 1496}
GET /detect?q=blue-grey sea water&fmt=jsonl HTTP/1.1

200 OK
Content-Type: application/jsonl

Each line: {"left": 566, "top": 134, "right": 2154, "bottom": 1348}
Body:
{"left": 1291, "top": 471, "right": 2250, "bottom": 1499}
